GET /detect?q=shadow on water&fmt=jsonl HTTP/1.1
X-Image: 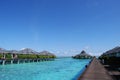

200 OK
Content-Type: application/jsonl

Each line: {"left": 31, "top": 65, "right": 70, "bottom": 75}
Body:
{"left": 72, "top": 59, "right": 92, "bottom": 80}
{"left": 72, "top": 66, "right": 86, "bottom": 80}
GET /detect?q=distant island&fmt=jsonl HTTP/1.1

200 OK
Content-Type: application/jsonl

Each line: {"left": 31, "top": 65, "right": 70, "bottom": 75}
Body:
{"left": 72, "top": 50, "right": 92, "bottom": 59}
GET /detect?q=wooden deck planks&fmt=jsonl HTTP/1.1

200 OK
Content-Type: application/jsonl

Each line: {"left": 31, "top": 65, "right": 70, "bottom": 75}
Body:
{"left": 78, "top": 58, "right": 114, "bottom": 80}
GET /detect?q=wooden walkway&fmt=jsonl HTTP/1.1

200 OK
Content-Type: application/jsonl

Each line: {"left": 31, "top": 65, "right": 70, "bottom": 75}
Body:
{"left": 78, "top": 58, "right": 114, "bottom": 80}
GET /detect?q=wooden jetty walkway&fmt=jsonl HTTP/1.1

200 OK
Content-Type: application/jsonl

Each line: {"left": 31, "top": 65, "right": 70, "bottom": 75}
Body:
{"left": 78, "top": 58, "right": 114, "bottom": 80}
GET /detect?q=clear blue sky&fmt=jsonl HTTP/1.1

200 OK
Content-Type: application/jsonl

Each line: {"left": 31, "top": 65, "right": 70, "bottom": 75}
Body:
{"left": 0, "top": 0, "right": 120, "bottom": 56}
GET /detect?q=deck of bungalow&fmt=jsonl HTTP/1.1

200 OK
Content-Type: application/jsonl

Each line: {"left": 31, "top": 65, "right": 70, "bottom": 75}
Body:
{"left": 78, "top": 58, "right": 114, "bottom": 80}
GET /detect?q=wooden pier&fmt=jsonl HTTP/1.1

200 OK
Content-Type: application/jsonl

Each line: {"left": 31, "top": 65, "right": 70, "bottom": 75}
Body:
{"left": 78, "top": 58, "right": 114, "bottom": 80}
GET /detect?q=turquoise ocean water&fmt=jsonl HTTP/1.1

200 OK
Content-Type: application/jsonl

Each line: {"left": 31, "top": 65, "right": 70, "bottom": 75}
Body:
{"left": 0, "top": 58, "right": 90, "bottom": 80}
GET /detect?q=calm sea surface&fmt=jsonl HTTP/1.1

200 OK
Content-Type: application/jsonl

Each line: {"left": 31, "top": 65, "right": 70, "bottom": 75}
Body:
{"left": 0, "top": 58, "right": 90, "bottom": 80}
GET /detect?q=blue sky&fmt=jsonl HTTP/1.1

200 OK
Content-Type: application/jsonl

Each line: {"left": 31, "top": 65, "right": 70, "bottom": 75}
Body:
{"left": 0, "top": 0, "right": 120, "bottom": 56}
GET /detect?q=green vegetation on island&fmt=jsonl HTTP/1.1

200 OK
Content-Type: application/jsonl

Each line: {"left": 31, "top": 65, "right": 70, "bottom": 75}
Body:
{"left": 17, "top": 54, "right": 56, "bottom": 59}
{"left": 0, "top": 54, "right": 3, "bottom": 59}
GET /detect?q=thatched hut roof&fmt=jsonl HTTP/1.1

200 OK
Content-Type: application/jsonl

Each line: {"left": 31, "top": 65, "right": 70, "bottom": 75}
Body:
{"left": 103, "top": 46, "right": 120, "bottom": 55}
{"left": 78, "top": 50, "right": 91, "bottom": 56}
{"left": 39, "top": 51, "right": 56, "bottom": 56}
{"left": 73, "top": 50, "right": 92, "bottom": 59}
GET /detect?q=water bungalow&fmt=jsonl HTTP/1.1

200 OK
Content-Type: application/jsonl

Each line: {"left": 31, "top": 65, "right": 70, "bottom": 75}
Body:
{"left": 99, "top": 46, "right": 120, "bottom": 65}
{"left": 0, "top": 48, "right": 56, "bottom": 65}
{"left": 72, "top": 50, "right": 92, "bottom": 59}
{"left": 99, "top": 46, "right": 120, "bottom": 80}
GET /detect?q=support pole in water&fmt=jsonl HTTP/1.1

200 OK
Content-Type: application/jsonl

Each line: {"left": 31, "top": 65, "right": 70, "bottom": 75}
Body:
{"left": 11, "top": 54, "right": 13, "bottom": 59}
{"left": 2, "top": 60, "right": 5, "bottom": 65}
{"left": 17, "top": 60, "right": 19, "bottom": 64}
{"left": 11, "top": 60, "right": 13, "bottom": 64}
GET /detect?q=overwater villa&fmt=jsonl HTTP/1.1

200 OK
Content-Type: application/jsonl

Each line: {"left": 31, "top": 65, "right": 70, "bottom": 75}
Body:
{"left": 72, "top": 50, "right": 92, "bottom": 59}
{"left": 99, "top": 46, "right": 120, "bottom": 80}
{"left": 0, "top": 48, "right": 56, "bottom": 65}
{"left": 99, "top": 46, "right": 120, "bottom": 64}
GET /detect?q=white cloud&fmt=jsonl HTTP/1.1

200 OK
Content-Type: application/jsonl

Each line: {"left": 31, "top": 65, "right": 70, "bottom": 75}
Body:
{"left": 50, "top": 49, "right": 81, "bottom": 57}
{"left": 20, "top": 48, "right": 26, "bottom": 50}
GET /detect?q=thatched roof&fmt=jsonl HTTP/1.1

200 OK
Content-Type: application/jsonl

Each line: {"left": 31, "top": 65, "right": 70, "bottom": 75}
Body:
{"left": 0, "top": 48, "right": 8, "bottom": 53}
{"left": 79, "top": 50, "right": 91, "bottom": 56}
{"left": 103, "top": 46, "right": 120, "bottom": 55}
{"left": 39, "top": 51, "right": 55, "bottom": 56}
{"left": 0, "top": 48, "right": 56, "bottom": 56}
{"left": 74, "top": 50, "right": 91, "bottom": 57}
{"left": 19, "top": 48, "right": 38, "bottom": 54}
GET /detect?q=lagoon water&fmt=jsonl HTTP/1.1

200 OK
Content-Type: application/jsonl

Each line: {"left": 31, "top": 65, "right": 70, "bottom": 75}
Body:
{"left": 0, "top": 58, "right": 90, "bottom": 80}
